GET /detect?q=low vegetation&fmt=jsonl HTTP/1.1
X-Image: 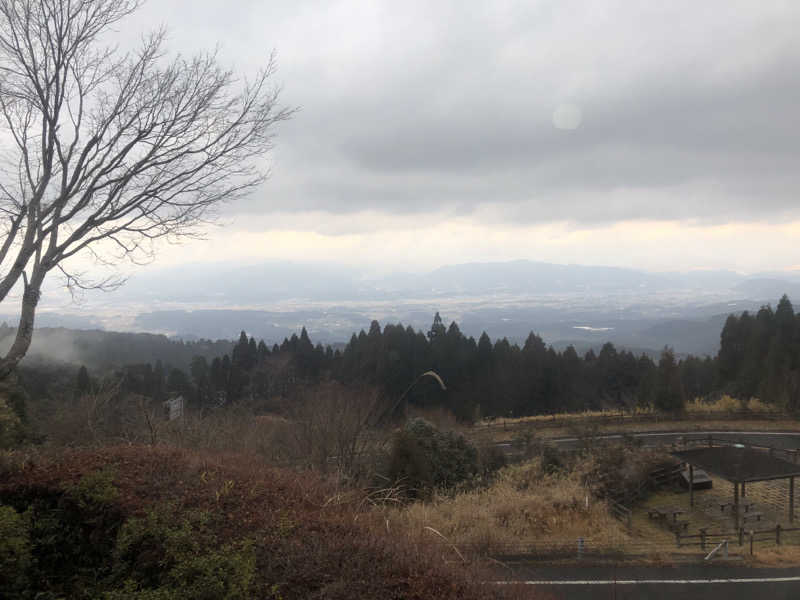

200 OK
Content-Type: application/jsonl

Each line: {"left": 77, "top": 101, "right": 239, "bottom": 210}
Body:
{"left": 0, "top": 445, "right": 523, "bottom": 600}
{"left": 379, "top": 442, "right": 673, "bottom": 558}
{"left": 381, "top": 457, "right": 626, "bottom": 556}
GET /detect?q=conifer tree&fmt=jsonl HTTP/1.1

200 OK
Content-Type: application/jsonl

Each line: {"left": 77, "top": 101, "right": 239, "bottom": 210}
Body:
{"left": 654, "top": 347, "right": 684, "bottom": 413}
{"left": 75, "top": 365, "right": 91, "bottom": 397}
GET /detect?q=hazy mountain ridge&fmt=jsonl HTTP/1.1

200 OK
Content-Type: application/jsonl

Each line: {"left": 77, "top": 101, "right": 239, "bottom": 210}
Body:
{"left": 116, "top": 259, "right": 776, "bottom": 302}
{"left": 7, "top": 259, "right": 797, "bottom": 359}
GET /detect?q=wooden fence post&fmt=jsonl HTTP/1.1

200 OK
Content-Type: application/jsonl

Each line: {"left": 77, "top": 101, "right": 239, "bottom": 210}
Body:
{"left": 750, "top": 530, "right": 754, "bottom": 556}
{"left": 739, "top": 527, "right": 744, "bottom": 546}
{"left": 675, "top": 531, "right": 681, "bottom": 548}
{"left": 700, "top": 529, "right": 706, "bottom": 550}
{"left": 776, "top": 524, "right": 781, "bottom": 546}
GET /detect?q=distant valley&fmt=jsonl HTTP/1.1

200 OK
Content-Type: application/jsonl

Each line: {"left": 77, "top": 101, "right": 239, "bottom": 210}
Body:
{"left": 5, "top": 259, "right": 798, "bottom": 361}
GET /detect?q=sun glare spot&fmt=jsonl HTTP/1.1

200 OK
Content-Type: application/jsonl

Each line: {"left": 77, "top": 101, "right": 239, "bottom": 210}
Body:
{"left": 552, "top": 103, "right": 582, "bottom": 130}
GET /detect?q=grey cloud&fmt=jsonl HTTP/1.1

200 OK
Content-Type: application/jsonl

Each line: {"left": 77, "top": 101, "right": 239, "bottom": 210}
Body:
{"left": 137, "top": 0, "right": 800, "bottom": 226}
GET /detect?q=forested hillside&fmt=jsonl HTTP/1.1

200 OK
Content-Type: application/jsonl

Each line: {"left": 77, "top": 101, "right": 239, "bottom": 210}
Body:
{"left": 181, "top": 296, "right": 800, "bottom": 419}
{"left": 16, "top": 296, "right": 800, "bottom": 424}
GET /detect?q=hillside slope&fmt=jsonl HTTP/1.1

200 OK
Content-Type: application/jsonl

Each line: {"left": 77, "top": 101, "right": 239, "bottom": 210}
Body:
{"left": 0, "top": 446, "right": 515, "bottom": 599}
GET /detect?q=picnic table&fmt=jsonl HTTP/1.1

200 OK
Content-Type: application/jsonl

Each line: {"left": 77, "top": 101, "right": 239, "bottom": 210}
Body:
{"left": 719, "top": 501, "right": 756, "bottom": 513}
{"left": 648, "top": 506, "right": 685, "bottom": 522}
{"left": 668, "top": 519, "right": 690, "bottom": 533}
{"left": 742, "top": 511, "right": 764, "bottom": 523}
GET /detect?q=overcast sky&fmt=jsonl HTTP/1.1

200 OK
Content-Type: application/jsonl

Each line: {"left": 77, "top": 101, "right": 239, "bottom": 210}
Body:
{"left": 110, "top": 1, "right": 800, "bottom": 274}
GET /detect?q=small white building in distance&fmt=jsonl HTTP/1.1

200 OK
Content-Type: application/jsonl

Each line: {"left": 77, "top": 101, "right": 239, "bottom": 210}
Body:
{"left": 164, "top": 396, "right": 184, "bottom": 422}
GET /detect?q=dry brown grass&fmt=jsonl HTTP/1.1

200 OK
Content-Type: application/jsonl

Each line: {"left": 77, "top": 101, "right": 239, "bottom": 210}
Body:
{"left": 476, "top": 396, "right": 776, "bottom": 429}
{"left": 745, "top": 545, "right": 800, "bottom": 566}
{"left": 685, "top": 396, "right": 774, "bottom": 414}
{"left": 378, "top": 458, "right": 631, "bottom": 557}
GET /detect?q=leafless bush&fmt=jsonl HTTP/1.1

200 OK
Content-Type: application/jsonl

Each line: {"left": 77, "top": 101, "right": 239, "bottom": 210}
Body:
{"left": 278, "top": 382, "right": 388, "bottom": 479}
{"left": 37, "top": 378, "right": 160, "bottom": 446}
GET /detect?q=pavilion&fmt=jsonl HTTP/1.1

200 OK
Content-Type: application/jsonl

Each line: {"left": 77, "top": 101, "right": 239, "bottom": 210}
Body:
{"left": 672, "top": 445, "right": 800, "bottom": 529}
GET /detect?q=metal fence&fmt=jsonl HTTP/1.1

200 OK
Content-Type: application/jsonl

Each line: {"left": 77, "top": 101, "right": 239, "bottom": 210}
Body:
{"left": 678, "top": 524, "right": 800, "bottom": 554}
{"left": 458, "top": 526, "right": 800, "bottom": 563}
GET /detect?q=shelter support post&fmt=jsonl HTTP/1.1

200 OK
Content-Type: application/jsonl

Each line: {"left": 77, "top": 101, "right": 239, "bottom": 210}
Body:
{"left": 742, "top": 481, "right": 746, "bottom": 497}
{"left": 689, "top": 464, "right": 694, "bottom": 507}
{"left": 734, "top": 482, "right": 740, "bottom": 531}
{"left": 791, "top": 477, "right": 795, "bottom": 523}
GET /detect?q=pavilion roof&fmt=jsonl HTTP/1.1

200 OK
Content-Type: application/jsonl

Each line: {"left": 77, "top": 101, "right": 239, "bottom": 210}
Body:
{"left": 672, "top": 446, "right": 800, "bottom": 483}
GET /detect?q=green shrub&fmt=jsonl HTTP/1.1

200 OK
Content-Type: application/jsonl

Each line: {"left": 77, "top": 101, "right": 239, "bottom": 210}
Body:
{"left": 0, "top": 396, "right": 24, "bottom": 449}
{"left": 477, "top": 444, "right": 507, "bottom": 476}
{"left": 0, "top": 504, "right": 31, "bottom": 596}
{"left": 388, "top": 418, "right": 478, "bottom": 496}
{"left": 540, "top": 444, "right": 564, "bottom": 475}
{"left": 111, "top": 508, "right": 256, "bottom": 599}
{"left": 68, "top": 466, "right": 119, "bottom": 508}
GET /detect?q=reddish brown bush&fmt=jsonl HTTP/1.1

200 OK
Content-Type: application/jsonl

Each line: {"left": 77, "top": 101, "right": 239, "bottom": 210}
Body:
{"left": 0, "top": 446, "right": 530, "bottom": 599}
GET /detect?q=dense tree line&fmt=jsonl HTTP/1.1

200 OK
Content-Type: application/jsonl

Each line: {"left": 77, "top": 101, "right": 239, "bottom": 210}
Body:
{"left": 717, "top": 294, "right": 800, "bottom": 410}
{"left": 50, "top": 297, "right": 800, "bottom": 422}
{"left": 333, "top": 313, "right": 689, "bottom": 420}
{"left": 143, "top": 313, "right": 691, "bottom": 420}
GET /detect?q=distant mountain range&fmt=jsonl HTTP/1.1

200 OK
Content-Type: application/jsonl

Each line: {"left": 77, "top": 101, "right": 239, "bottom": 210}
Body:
{"left": 4, "top": 259, "right": 799, "bottom": 359}
{"left": 110, "top": 259, "right": 800, "bottom": 302}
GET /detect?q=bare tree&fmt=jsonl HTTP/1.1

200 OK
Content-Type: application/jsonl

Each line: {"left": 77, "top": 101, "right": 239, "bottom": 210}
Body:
{"left": 284, "top": 382, "right": 387, "bottom": 478}
{"left": 0, "top": 0, "right": 293, "bottom": 377}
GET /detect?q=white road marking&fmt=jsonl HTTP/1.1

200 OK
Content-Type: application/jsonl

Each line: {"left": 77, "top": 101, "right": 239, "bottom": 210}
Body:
{"left": 492, "top": 576, "right": 800, "bottom": 585}
{"left": 551, "top": 431, "right": 800, "bottom": 443}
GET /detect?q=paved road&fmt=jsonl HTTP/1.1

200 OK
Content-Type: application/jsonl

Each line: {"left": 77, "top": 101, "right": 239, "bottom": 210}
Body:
{"left": 547, "top": 430, "right": 800, "bottom": 451}
{"left": 493, "top": 566, "right": 800, "bottom": 599}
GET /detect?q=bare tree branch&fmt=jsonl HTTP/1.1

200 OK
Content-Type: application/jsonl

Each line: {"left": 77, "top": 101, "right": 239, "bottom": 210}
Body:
{"left": 0, "top": 0, "right": 293, "bottom": 377}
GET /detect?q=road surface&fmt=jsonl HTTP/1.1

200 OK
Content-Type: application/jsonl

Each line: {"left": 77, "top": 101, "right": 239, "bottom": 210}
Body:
{"left": 494, "top": 566, "right": 800, "bottom": 599}
{"left": 547, "top": 430, "right": 800, "bottom": 451}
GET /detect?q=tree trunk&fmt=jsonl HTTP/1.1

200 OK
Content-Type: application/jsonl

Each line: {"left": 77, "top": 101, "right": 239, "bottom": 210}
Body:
{"left": 0, "top": 271, "right": 44, "bottom": 380}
